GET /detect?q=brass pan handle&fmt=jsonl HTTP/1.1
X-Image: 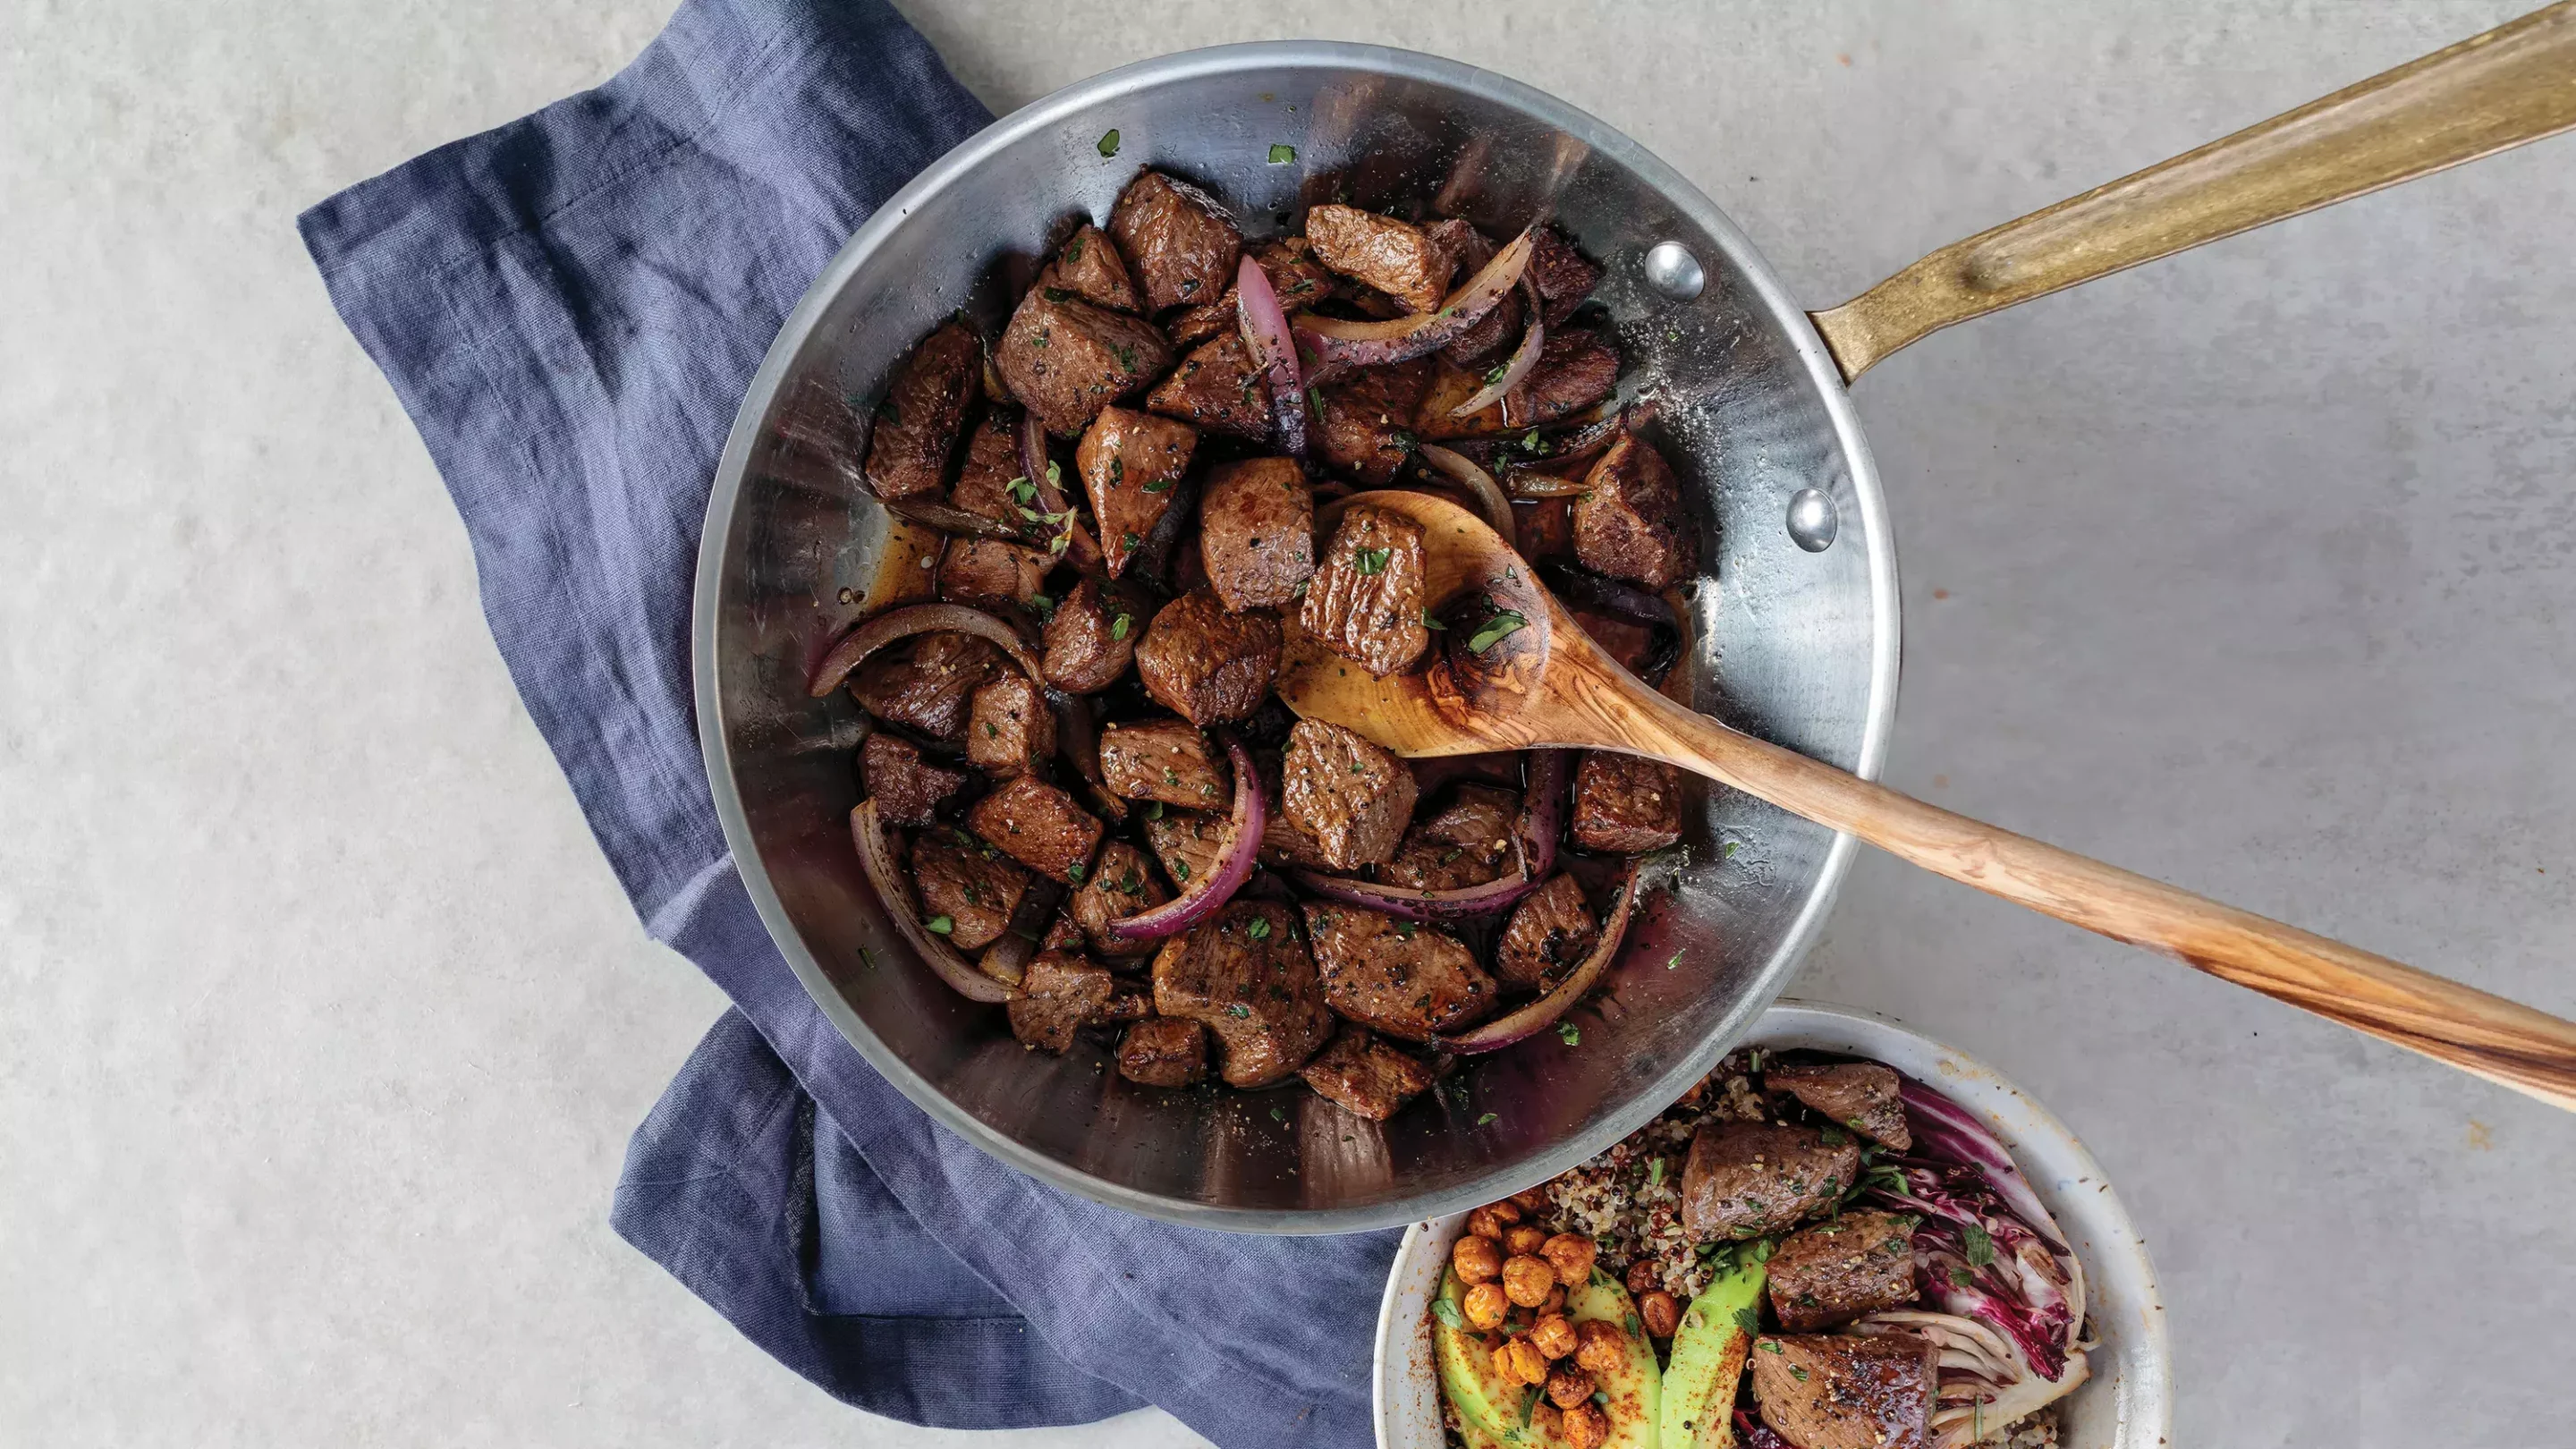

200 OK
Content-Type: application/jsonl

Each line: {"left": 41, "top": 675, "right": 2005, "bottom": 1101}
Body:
{"left": 1811, "top": 2, "right": 2576, "bottom": 382}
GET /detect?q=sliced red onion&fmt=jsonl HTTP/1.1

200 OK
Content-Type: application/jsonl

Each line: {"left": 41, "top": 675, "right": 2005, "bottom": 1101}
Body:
{"left": 1516, "top": 749, "right": 1569, "bottom": 872}
{"left": 880, "top": 496, "right": 1026, "bottom": 540}
{"left": 1435, "top": 861, "right": 1640, "bottom": 1054}
{"left": 1539, "top": 563, "right": 1677, "bottom": 629}
{"left": 1234, "top": 254, "right": 1308, "bottom": 456}
{"left": 1291, "top": 228, "right": 1535, "bottom": 381}
{"left": 1417, "top": 445, "right": 1517, "bottom": 549}
{"left": 1052, "top": 690, "right": 1127, "bottom": 823}
{"left": 849, "top": 801, "right": 1020, "bottom": 1004}
{"left": 1446, "top": 280, "right": 1545, "bottom": 417}
{"left": 1288, "top": 862, "right": 1544, "bottom": 922}
{"left": 1102, "top": 733, "right": 1262, "bottom": 942}
{"left": 1013, "top": 408, "right": 1104, "bottom": 569}
{"left": 808, "top": 602, "right": 1043, "bottom": 698}
{"left": 1498, "top": 400, "right": 1654, "bottom": 482}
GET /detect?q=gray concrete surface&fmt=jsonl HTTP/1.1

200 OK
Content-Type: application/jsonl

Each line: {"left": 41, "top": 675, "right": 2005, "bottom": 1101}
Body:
{"left": 4, "top": 1, "right": 2570, "bottom": 1445}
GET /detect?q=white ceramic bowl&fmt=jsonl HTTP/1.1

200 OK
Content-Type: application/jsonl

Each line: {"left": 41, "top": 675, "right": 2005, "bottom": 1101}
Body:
{"left": 1373, "top": 1001, "right": 2172, "bottom": 1448}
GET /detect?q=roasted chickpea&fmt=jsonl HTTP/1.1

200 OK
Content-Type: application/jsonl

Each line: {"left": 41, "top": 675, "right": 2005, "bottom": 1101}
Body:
{"left": 1560, "top": 1400, "right": 1610, "bottom": 1449}
{"left": 1452, "top": 1233, "right": 1504, "bottom": 1284}
{"left": 1540, "top": 1233, "right": 1598, "bottom": 1288}
{"left": 1624, "top": 1260, "right": 1659, "bottom": 1296}
{"left": 1640, "top": 1289, "right": 1681, "bottom": 1338}
{"left": 1464, "top": 1207, "right": 1508, "bottom": 1241}
{"left": 1492, "top": 1337, "right": 1548, "bottom": 1386}
{"left": 1502, "top": 1254, "right": 1557, "bottom": 1307}
{"left": 1538, "top": 1285, "right": 1566, "bottom": 1318}
{"left": 1462, "top": 1281, "right": 1511, "bottom": 1329}
{"left": 1509, "top": 1185, "right": 1550, "bottom": 1214}
{"left": 1527, "top": 1314, "right": 1578, "bottom": 1360}
{"left": 1504, "top": 1224, "right": 1548, "bottom": 1257}
{"left": 1545, "top": 1364, "right": 1597, "bottom": 1410}
{"left": 1572, "top": 1319, "right": 1627, "bottom": 1376}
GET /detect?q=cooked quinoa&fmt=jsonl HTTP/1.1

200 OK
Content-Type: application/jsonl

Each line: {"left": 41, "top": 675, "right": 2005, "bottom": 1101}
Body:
{"left": 1528, "top": 1050, "right": 1769, "bottom": 1302}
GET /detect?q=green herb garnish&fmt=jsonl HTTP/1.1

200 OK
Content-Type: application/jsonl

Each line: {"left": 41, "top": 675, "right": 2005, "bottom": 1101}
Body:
{"left": 1962, "top": 1221, "right": 1996, "bottom": 1267}
{"left": 1267, "top": 143, "right": 1297, "bottom": 165}
{"left": 924, "top": 915, "right": 954, "bottom": 936}
{"left": 1110, "top": 612, "right": 1133, "bottom": 641}
{"left": 1476, "top": 1112, "right": 1499, "bottom": 1126}
{"left": 1097, "top": 129, "right": 1121, "bottom": 157}
{"left": 1354, "top": 547, "right": 1392, "bottom": 576}
{"left": 1248, "top": 917, "right": 1273, "bottom": 940}
{"left": 1556, "top": 1021, "right": 1580, "bottom": 1046}
{"left": 1467, "top": 610, "right": 1529, "bottom": 654}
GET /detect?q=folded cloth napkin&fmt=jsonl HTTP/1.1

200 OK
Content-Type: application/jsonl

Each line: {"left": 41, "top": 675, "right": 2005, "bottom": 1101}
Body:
{"left": 297, "top": 1, "right": 1401, "bottom": 1443}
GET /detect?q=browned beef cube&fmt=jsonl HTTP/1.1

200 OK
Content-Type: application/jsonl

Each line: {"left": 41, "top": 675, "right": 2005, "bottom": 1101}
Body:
{"left": 1108, "top": 171, "right": 1242, "bottom": 313}
{"left": 1529, "top": 225, "right": 1603, "bottom": 325}
{"left": 1681, "top": 1120, "right": 1862, "bottom": 1238}
{"left": 1314, "top": 358, "right": 1431, "bottom": 484}
{"left": 1750, "top": 1334, "right": 1937, "bottom": 1449}
{"left": 1495, "top": 873, "right": 1599, "bottom": 988}
{"left": 966, "top": 775, "right": 1106, "bottom": 886}
{"left": 1042, "top": 912, "right": 1088, "bottom": 952}
{"left": 1098, "top": 716, "right": 1230, "bottom": 809}
{"left": 1253, "top": 235, "right": 1337, "bottom": 307}
{"left": 1147, "top": 334, "right": 1272, "bottom": 442}
{"left": 1134, "top": 589, "right": 1281, "bottom": 724}
{"left": 1034, "top": 224, "right": 1140, "bottom": 312}
{"left": 851, "top": 631, "right": 1007, "bottom": 741}
{"left": 1197, "top": 458, "right": 1314, "bottom": 612}
{"left": 1254, "top": 750, "right": 1338, "bottom": 869}
{"left": 1377, "top": 784, "right": 1519, "bottom": 891}
{"left": 1300, "top": 504, "right": 1428, "bottom": 677}
{"left": 1766, "top": 1211, "right": 1919, "bottom": 1331}
{"left": 938, "top": 534, "right": 1051, "bottom": 611}
{"left": 947, "top": 410, "right": 1026, "bottom": 529}
{"left": 965, "top": 674, "right": 1055, "bottom": 780}
{"left": 860, "top": 733, "right": 966, "bottom": 826}
{"left": 1769, "top": 1061, "right": 1912, "bottom": 1152}
{"left": 1164, "top": 296, "right": 1237, "bottom": 349}
{"left": 1006, "top": 950, "right": 1118, "bottom": 1053}
{"left": 1302, "top": 204, "right": 1457, "bottom": 313}
{"left": 1572, "top": 752, "right": 1686, "bottom": 854}
{"left": 1142, "top": 808, "right": 1228, "bottom": 891}
{"left": 1573, "top": 433, "right": 1696, "bottom": 589}
{"left": 1443, "top": 286, "right": 1522, "bottom": 375}
{"left": 1150, "top": 900, "right": 1333, "bottom": 1087}
{"left": 996, "top": 289, "right": 1174, "bottom": 438}
{"left": 910, "top": 829, "right": 1031, "bottom": 952}
{"left": 1068, "top": 840, "right": 1170, "bottom": 962}
{"left": 1039, "top": 576, "right": 1141, "bottom": 695}
{"left": 1117, "top": 1015, "right": 1209, "bottom": 1087}
{"left": 1075, "top": 406, "right": 1195, "bottom": 576}
{"left": 1301, "top": 902, "right": 1496, "bottom": 1042}
{"left": 862, "top": 320, "right": 979, "bottom": 500}
{"left": 1281, "top": 719, "right": 1417, "bottom": 869}
{"left": 1506, "top": 329, "right": 1619, "bottom": 427}
{"left": 1301, "top": 1025, "right": 1435, "bottom": 1121}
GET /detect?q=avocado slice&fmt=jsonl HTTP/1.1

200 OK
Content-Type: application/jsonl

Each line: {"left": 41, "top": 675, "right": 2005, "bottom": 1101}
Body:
{"left": 1434, "top": 1267, "right": 1540, "bottom": 1445}
{"left": 1565, "top": 1272, "right": 1661, "bottom": 1449}
{"left": 1657, "top": 1256, "right": 1769, "bottom": 1449}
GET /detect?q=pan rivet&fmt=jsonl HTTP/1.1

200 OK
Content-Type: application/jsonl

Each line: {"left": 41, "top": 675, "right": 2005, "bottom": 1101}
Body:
{"left": 1642, "top": 242, "right": 1704, "bottom": 301}
{"left": 1786, "top": 488, "right": 1838, "bottom": 552}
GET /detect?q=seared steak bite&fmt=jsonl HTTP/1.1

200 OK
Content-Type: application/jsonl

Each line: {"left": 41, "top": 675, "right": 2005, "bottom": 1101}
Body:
{"left": 1301, "top": 902, "right": 1497, "bottom": 1041}
{"left": 1197, "top": 458, "right": 1314, "bottom": 611}
{"left": 862, "top": 320, "right": 979, "bottom": 500}
{"left": 1572, "top": 751, "right": 1686, "bottom": 855}
{"left": 1150, "top": 900, "right": 1334, "bottom": 1087}
{"left": 1769, "top": 1061, "right": 1912, "bottom": 1152}
{"left": 1314, "top": 358, "right": 1432, "bottom": 484}
{"left": 1147, "top": 334, "right": 1272, "bottom": 442}
{"left": 1280, "top": 718, "right": 1418, "bottom": 869}
{"left": 910, "top": 829, "right": 1031, "bottom": 952}
{"left": 1135, "top": 589, "right": 1281, "bottom": 724}
{"left": 946, "top": 410, "right": 1026, "bottom": 529}
{"left": 1302, "top": 203, "right": 1458, "bottom": 313}
{"left": 1573, "top": 432, "right": 1696, "bottom": 589}
{"left": 1681, "top": 1119, "right": 1863, "bottom": 1238}
{"left": 1075, "top": 406, "right": 1196, "bottom": 576}
{"left": 1034, "top": 224, "right": 1140, "bottom": 312}
{"left": 1528, "top": 225, "right": 1604, "bottom": 325}
{"left": 1117, "top": 1015, "right": 1209, "bottom": 1086}
{"left": 1007, "top": 951, "right": 1120, "bottom": 1053}
{"left": 1750, "top": 1333, "right": 1937, "bottom": 1449}
{"left": 1255, "top": 750, "right": 1339, "bottom": 869}
{"left": 1143, "top": 808, "right": 1228, "bottom": 891}
{"left": 966, "top": 775, "right": 1106, "bottom": 886}
{"left": 1301, "top": 1025, "right": 1436, "bottom": 1120}
{"left": 860, "top": 732, "right": 967, "bottom": 826}
{"left": 937, "top": 534, "right": 1051, "bottom": 610}
{"left": 996, "top": 288, "right": 1174, "bottom": 438}
{"left": 1495, "top": 873, "right": 1599, "bottom": 987}
{"left": 1300, "top": 504, "right": 1430, "bottom": 677}
{"left": 1253, "top": 234, "right": 1337, "bottom": 306}
{"left": 1378, "top": 784, "right": 1519, "bottom": 891}
{"left": 1108, "top": 171, "right": 1243, "bottom": 313}
{"left": 851, "top": 631, "right": 1007, "bottom": 741}
{"left": 1767, "top": 1210, "right": 1919, "bottom": 1331}
{"left": 965, "top": 674, "right": 1055, "bottom": 780}
{"left": 1507, "top": 330, "right": 1621, "bottom": 426}
{"left": 1068, "top": 840, "right": 1169, "bottom": 962}
{"left": 1098, "top": 716, "right": 1230, "bottom": 809}
{"left": 1039, "top": 576, "right": 1142, "bottom": 694}
{"left": 1164, "top": 298, "right": 1237, "bottom": 349}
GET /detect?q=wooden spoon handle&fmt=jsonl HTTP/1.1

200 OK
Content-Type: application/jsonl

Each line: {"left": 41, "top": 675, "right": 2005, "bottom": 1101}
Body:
{"left": 1618, "top": 691, "right": 2576, "bottom": 1109}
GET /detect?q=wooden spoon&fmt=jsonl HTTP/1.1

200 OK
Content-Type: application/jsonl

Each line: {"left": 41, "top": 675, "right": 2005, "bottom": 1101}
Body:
{"left": 1275, "top": 489, "right": 2576, "bottom": 1110}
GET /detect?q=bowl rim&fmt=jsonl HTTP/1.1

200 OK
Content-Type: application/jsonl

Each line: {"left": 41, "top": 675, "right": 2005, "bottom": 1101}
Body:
{"left": 694, "top": 40, "right": 1904, "bottom": 1232}
{"left": 1369, "top": 999, "right": 2174, "bottom": 1447}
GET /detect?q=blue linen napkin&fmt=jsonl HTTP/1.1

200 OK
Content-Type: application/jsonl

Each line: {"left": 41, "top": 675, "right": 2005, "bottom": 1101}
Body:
{"left": 297, "top": 1, "right": 1402, "bottom": 1443}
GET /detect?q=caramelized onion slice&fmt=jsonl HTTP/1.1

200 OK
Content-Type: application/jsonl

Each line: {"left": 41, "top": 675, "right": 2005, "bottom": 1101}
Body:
{"left": 1102, "top": 733, "right": 1263, "bottom": 942}
{"left": 849, "top": 801, "right": 1020, "bottom": 1004}
{"left": 1435, "top": 861, "right": 1640, "bottom": 1054}
{"left": 809, "top": 603, "right": 1043, "bottom": 698}
{"left": 1417, "top": 445, "right": 1516, "bottom": 549}
{"left": 1446, "top": 280, "right": 1545, "bottom": 417}
{"left": 1013, "top": 407, "right": 1104, "bottom": 569}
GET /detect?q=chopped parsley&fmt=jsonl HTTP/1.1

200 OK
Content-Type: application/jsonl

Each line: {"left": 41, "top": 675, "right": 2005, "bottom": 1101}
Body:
{"left": 1733, "top": 1306, "right": 1761, "bottom": 1336}
{"left": 1646, "top": 1157, "right": 1665, "bottom": 1188}
{"left": 1394, "top": 920, "right": 1418, "bottom": 939}
{"left": 1431, "top": 1297, "right": 1464, "bottom": 1328}
{"left": 1097, "top": 129, "right": 1120, "bottom": 157}
{"left": 1665, "top": 950, "right": 1683, "bottom": 970}
{"left": 1475, "top": 1112, "right": 1499, "bottom": 1126}
{"left": 984, "top": 723, "right": 1000, "bottom": 739}
{"left": 1042, "top": 286, "right": 1076, "bottom": 303}
{"left": 1248, "top": 917, "right": 1273, "bottom": 941}
{"left": 1173, "top": 860, "right": 1191, "bottom": 882}
{"left": 1113, "top": 344, "right": 1137, "bottom": 373}
{"left": 1962, "top": 1221, "right": 1996, "bottom": 1267}
{"left": 1758, "top": 1339, "right": 1783, "bottom": 1354}
{"left": 1267, "top": 143, "right": 1297, "bottom": 165}
{"left": 1354, "top": 547, "right": 1392, "bottom": 575}
{"left": 1420, "top": 610, "right": 1445, "bottom": 630}
{"left": 1949, "top": 1266, "right": 1974, "bottom": 1289}
{"left": 1225, "top": 1003, "right": 1250, "bottom": 1019}
{"left": 1123, "top": 531, "right": 1142, "bottom": 550}
{"left": 1270, "top": 1105, "right": 1288, "bottom": 1123}
{"left": 1143, "top": 473, "right": 1173, "bottom": 493}
{"left": 1027, "top": 592, "right": 1055, "bottom": 621}
{"left": 1108, "top": 455, "right": 1125, "bottom": 485}
{"left": 1819, "top": 1123, "right": 1850, "bottom": 1147}
{"left": 1110, "top": 612, "right": 1133, "bottom": 641}
{"left": 1144, "top": 801, "right": 1165, "bottom": 819}
{"left": 1467, "top": 610, "right": 1530, "bottom": 654}
{"left": 924, "top": 915, "right": 954, "bottom": 936}
{"left": 1556, "top": 1021, "right": 1580, "bottom": 1046}
{"left": 1065, "top": 861, "right": 1087, "bottom": 885}
{"left": 1484, "top": 362, "right": 1510, "bottom": 385}
{"left": 1789, "top": 1366, "right": 1809, "bottom": 1383}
